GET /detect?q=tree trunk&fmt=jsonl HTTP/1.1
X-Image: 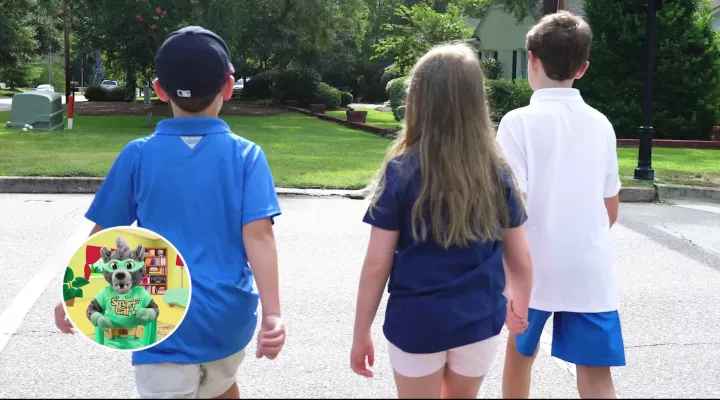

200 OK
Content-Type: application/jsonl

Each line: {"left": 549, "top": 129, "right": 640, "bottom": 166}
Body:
{"left": 542, "top": 0, "right": 568, "bottom": 15}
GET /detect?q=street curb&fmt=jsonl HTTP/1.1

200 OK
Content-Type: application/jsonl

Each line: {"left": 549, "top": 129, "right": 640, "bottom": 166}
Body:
{"left": 0, "top": 177, "right": 718, "bottom": 204}
{"left": 619, "top": 187, "right": 657, "bottom": 202}
{"left": 655, "top": 184, "right": 720, "bottom": 204}
{"left": 0, "top": 176, "right": 369, "bottom": 198}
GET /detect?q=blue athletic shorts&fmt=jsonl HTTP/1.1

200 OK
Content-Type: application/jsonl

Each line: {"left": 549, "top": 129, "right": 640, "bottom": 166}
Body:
{"left": 514, "top": 308, "right": 626, "bottom": 367}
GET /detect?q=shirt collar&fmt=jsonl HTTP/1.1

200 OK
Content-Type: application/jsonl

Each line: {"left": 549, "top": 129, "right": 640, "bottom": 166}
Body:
{"left": 530, "top": 88, "right": 584, "bottom": 104}
{"left": 154, "top": 116, "right": 230, "bottom": 136}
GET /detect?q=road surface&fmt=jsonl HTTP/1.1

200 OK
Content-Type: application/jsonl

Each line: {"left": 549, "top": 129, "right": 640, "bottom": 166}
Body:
{"left": 0, "top": 95, "right": 87, "bottom": 112}
{"left": 0, "top": 195, "right": 718, "bottom": 398}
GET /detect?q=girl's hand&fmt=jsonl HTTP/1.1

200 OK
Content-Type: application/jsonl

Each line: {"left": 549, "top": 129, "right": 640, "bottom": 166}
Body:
{"left": 350, "top": 332, "right": 375, "bottom": 378}
{"left": 506, "top": 298, "right": 529, "bottom": 335}
{"left": 54, "top": 302, "right": 74, "bottom": 334}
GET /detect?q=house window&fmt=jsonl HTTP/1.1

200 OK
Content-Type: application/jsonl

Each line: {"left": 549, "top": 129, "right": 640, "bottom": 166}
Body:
{"left": 482, "top": 50, "right": 498, "bottom": 60}
{"left": 519, "top": 49, "right": 528, "bottom": 79}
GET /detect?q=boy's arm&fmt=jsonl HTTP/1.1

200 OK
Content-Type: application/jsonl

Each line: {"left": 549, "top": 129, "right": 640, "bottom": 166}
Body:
{"left": 243, "top": 219, "right": 280, "bottom": 317}
{"left": 85, "top": 142, "right": 140, "bottom": 228}
{"left": 603, "top": 122, "right": 622, "bottom": 228}
{"left": 496, "top": 114, "right": 528, "bottom": 194}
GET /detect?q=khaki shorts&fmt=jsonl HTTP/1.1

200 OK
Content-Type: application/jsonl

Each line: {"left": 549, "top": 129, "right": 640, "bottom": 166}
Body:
{"left": 134, "top": 349, "right": 246, "bottom": 399}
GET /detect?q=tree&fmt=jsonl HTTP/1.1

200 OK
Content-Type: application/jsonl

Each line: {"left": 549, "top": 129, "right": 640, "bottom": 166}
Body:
{"left": 576, "top": 0, "right": 720, "bottom": 140}
{"left": 502, "top": 0, "right": 567, "bottom": 22}
{"left": 0, "top": 0, "right": 39, "bottom": 87}
{"left": 372, "top": 1, "right": 474, "bottom": 75}
{"left": 453, "top": 0, "right": 492, "bottom": 18}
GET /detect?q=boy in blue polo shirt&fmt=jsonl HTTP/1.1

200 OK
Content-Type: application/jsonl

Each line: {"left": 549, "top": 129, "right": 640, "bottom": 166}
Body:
{"left": 53, "top": 26, "right": 285, "bottom": 398}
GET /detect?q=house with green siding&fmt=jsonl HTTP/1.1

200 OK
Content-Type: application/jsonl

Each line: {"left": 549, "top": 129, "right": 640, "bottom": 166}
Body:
{"left": 468, "top": 0, "right": 585, "bottom": 80}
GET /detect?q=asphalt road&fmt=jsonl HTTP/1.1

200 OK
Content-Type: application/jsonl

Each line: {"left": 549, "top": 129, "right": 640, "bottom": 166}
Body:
{"left": 0, "top": 95, "right": 87, "bottom": 112}
{"left": 0, "top": 194, "right": 718, "bottom": 398}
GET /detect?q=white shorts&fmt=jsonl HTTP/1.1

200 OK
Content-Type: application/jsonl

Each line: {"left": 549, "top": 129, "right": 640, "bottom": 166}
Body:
{"left": 388, "top": 335, "right": 502, "bottom": 378}
{"left": 134, "top": 349, "right": 246, "bottom": 399}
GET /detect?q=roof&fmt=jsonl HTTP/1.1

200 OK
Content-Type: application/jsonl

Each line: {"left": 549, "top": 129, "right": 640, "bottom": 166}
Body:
{"left": 714, "top": 0, "right": 720, "bottom": 9}
{"left": 464, "top": 17, "right": 482, "bottom": 36}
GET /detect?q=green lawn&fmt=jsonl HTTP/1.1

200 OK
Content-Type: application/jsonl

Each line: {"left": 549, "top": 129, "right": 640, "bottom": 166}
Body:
{"left": 0, "top": 111, "right": 389, "bottom": 189}
{"left": 0, "top": 88, "right": 25, "bottom": 97}
{"left": 326, "top": 107, "right": 402, "bottom": 130}
{"left": 617, "top": 147, "right": 720, "bottom": 188}
{"left": 1, "top": 110, "right": 719, "bottom": 189}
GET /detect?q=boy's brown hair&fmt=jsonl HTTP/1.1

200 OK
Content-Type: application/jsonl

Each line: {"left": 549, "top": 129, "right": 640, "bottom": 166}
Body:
{"left": 525, "top": 11, "right": 592, "bottom": 81}
{"left": 170, "top": 92, "right": 221, "bottom": 114}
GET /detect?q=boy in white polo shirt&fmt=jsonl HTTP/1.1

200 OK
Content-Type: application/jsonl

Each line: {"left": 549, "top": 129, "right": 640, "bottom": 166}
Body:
{"left": 497, "top": 11, "right": 624, "bottom": 399}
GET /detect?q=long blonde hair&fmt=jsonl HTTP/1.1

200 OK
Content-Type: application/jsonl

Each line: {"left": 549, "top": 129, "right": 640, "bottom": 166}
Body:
{"left": 368, "top": 43, "right": 518, "bottom": 249}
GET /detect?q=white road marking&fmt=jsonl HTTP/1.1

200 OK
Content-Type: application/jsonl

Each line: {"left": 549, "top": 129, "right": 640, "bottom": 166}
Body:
{"left": 672, "top": 202, "right": 720, "bottom": 215}
{"left": 539, "top": 329, "right": 576, "bottom": 377}
{"left": 0, "top": 220, "right": 94, "bottom": 353}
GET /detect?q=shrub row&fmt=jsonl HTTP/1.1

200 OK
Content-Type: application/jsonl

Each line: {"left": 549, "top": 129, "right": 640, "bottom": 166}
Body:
{"left": 385, "top": 77, "right": 532, "bottom": 124}
{"left": 84, "top": 84, "right": 127, "bottom": 102}
{"left": 242, "top": 68, "right": 353, "bottom": 109}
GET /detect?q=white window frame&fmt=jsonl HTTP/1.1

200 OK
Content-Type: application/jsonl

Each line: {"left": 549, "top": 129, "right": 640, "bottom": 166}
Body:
{"left": 519, "top": 49, "right": 528, "bottom": 79}
{"left": 481, "top": 50, "right": 499, "bottom": 60}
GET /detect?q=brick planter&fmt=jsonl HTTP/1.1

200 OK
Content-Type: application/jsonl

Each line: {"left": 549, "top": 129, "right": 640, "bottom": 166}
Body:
{"left": 310, "top": 104, "right": 326, "bottom": 114}
{"left": 713, "top": 126, "right": 720, "bottom": 142}
{"left": 347, "top": 110, "right": 368, "bottom": 124}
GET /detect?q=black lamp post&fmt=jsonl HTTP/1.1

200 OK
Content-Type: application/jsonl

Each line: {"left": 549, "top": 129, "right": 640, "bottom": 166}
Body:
{"left": 634, "top": 0, "right": 663, "bottom": 181}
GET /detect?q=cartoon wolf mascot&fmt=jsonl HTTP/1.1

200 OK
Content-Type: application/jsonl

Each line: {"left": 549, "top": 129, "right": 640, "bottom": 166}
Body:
{"left": 86, "top": 235, "right": 159, "bottom": 349}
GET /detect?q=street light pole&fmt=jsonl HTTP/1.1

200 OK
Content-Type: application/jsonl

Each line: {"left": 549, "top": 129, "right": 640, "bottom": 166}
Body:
{"left": 63, "top": 0, "right": 71, "bottom": 100}
{"left": 634, "top": 0, "right": 660, "bottom": 181}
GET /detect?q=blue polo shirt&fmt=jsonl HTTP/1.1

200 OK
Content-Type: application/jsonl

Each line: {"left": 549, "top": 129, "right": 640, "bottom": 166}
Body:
{"left": 85, "top": 116, "right": 281, "bottom": 365}
{"left": 363, "top": 154, "right": 527, "bottom": 354}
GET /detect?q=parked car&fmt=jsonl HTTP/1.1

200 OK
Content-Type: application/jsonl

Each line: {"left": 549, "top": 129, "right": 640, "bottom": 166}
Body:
{"left": 35, "top": 84, "right": 55, "bottom": 92}
{"left": 101, "top": 80, "right": 119, "bottom": 89}
{"left": 232, "top": 80, "right": 244, "bottom": 96}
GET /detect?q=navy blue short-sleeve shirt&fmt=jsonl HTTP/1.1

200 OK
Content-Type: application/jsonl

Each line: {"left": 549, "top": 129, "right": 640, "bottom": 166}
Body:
{"left": 363, "top": 155, "right": 527, "bottom": 354}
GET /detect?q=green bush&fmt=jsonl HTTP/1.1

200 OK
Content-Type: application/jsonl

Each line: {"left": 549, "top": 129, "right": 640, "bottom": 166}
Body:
{"left": 84, "top": 84, "right": 126, "bottom": 102}
{"left": 243, "top": 71, "right": 277, "bottom": 100}
{"left": 313, "top": 83, "right": 342, "bottom": 109}
{"left": 386, "top": 76, "right": 408, "bottom": 121}
{"left": 576, "top": 0, "right": 720, "bottom": 139}
{"left": 381, "top": 69, "right": 402, "bottom": 87}
{"left": 272, "top": 68, "right": 322, "bottom": 106}
{"left": 340, "top": 91, "right": 353, "bottom": 107}
{"left": 485, "top": 79, "right": 532, "bottom": 123}
{"left": 480, "top": 59, "right": 503, "bottom": 80}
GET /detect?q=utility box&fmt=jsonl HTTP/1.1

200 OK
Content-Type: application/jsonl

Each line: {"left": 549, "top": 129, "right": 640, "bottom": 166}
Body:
{"left": 5, "top": 91, "right": 64, "bottom": 131}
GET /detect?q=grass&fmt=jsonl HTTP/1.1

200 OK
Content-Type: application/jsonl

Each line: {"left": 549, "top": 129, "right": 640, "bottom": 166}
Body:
{"left": 1, "top": 110, "right": 719, "bottom": 189}
{"left": 326, "top": 107, "right": 402, "bottom": 130}
{"left": 617, "top": 147, "right": 720, "bottom": 188}
{"left": 0, "top": 88, "right": 25, "bottom": 97}
{"left": 0, "top": 111, "right": 390, "bottom": 189}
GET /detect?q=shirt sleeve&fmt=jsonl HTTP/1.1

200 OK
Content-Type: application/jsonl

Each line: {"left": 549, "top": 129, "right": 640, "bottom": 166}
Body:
{"left": 362, "top": 161, "right": 403, "bottom": 231}
{"left": 242, "top": 145, "right": 281, "bottom": 227}
{"left": 140, "top": 288, "right": 153, "bottom": 308}
{"left": 85, "top": 142, "right": 139, "bottom": 228}
{"left": 496, "top": 114, "right": 528, "bottom": 194}
{"left": 504, "top": 171, "right": 528, "bottom": 229}
{"left": 604, "top": 123, "right": 622, "bottom": 198}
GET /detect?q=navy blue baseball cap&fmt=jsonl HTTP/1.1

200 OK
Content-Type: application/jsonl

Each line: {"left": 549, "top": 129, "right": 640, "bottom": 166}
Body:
{"left": 155, "top": 26, "right": 235, "bottom": 99}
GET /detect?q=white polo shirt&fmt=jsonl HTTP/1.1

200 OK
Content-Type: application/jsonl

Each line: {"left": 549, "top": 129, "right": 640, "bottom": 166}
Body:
{"left": 496, "top": 88, "right": 621, "bottom": 313}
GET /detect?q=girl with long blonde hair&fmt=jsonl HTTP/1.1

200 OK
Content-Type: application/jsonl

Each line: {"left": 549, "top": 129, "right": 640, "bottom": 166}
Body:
{"left": 350, "top": 43, "right": 534, "bottom": 398}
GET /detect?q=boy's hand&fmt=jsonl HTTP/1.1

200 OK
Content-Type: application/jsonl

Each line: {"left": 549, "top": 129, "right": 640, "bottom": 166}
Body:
{"left": 506, "top": 298, "right": 529, "bottom": 335}
{"left": 256, "top": 314, "right": 285, "bottom": 360}
{"left": 350, "top": 331, "right": 375, "bottom": 378}
{"left": 54, "top": 302, "right": 74, "bottom": 334}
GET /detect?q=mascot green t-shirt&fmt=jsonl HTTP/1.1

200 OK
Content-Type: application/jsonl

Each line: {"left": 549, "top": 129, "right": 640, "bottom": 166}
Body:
{"left": 87, "top": 236, "right": 160, "bottom": 350}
